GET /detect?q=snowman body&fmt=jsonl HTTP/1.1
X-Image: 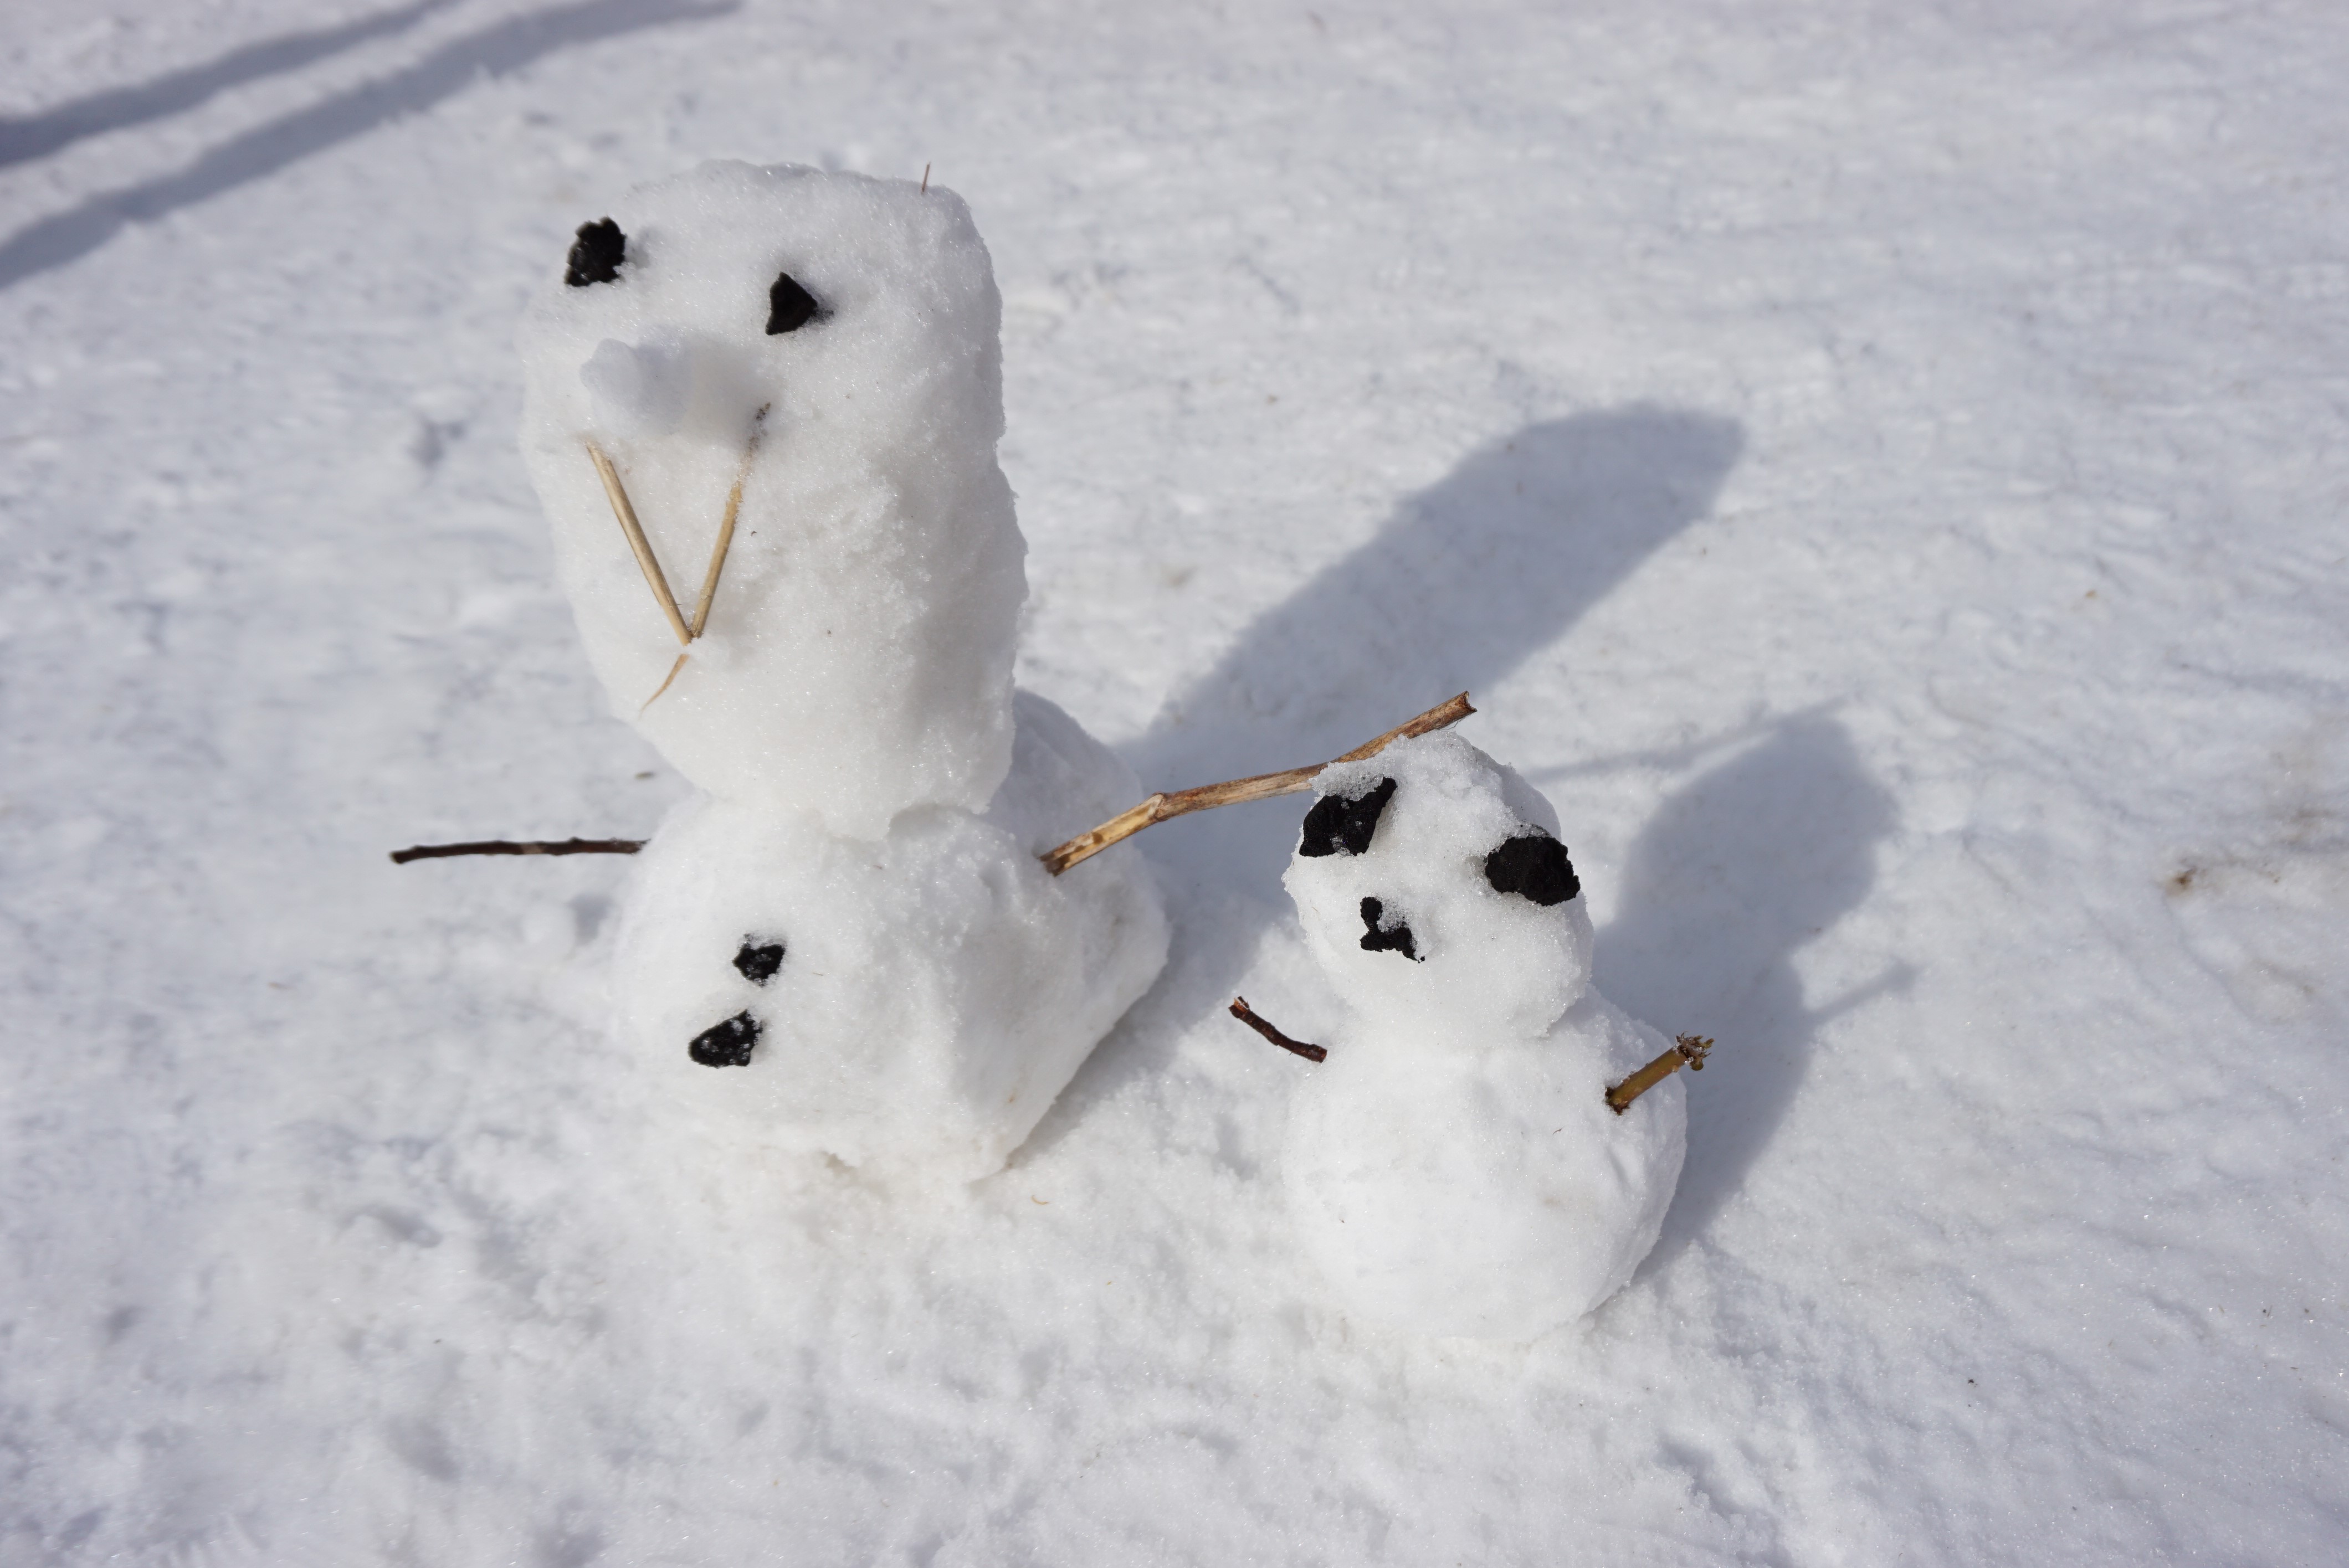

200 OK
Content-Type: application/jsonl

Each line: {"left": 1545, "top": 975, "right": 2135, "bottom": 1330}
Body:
{"left": 517, "top": 163, "right": 1166, "bottom": 1185}
{"left": 1281, "top": 732, "right": 1684, "bottom": 1336}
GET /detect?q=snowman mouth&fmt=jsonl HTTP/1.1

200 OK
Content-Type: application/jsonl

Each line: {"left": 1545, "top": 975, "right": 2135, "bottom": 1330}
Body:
{"left": 1356, "top": 897, "right": 1420, "bottom": 961}
{"left": 581, "top": 406, "right": 773, "bottom": 710}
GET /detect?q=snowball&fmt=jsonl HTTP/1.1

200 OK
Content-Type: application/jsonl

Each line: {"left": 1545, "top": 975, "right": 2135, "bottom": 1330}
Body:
{"left": 518, "top": 162, "right": 1025, "bottom": 840}
{"left": 609, "top": 691, "right": 1169, "bottom": 1186}
{"left": 579, "top": 335, "right": 693, "bottom": 440}
{"left": 1284, "top": 731, "right": 1593, "bottom": 1043}
{"left": 1283, "top": 995, "right": 1685, "bottom": 1340}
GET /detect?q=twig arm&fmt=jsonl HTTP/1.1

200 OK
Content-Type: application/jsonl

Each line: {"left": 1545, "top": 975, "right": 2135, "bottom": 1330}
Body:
{"left": 1229, "top": 997, "right": 1327, "bottom": 1063}
{"left": 390, "top": 837, "right": 644, "bottom": 865}
{"left": 1606, "top": 1035, "right": 1713, "bottom": 1114}
{"left": 1042, "top": 693, "right": 1475, "bottom": 875}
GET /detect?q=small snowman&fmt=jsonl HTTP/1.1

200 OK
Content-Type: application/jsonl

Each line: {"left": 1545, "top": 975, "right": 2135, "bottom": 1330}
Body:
{"left": 1264, "top": 730, "right": 1697, "bottom": 1339}
{"left": 514, "top": 162, "right": 1167, "bottom": 1185}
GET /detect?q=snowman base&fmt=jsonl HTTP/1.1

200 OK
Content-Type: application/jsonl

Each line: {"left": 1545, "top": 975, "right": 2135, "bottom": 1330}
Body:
{"left": 609, "top": 690, "right": 1168, "bottom": 1187}
{"left": 1283, "top": 993, "right": 1687, "bottom": 1341}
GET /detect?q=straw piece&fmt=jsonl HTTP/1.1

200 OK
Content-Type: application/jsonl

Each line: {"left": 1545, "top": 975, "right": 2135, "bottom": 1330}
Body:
{"left": 587, "top": 441, "right": 691, "bottom": 646}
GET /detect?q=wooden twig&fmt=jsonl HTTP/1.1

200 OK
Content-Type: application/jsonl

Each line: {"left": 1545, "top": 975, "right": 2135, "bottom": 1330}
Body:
{"left": 586, "top": 441, "right": 692, "bottom": 646}
{"left": 920, "top": 162, "right": 931, "bottom": 194}
{"left": 1042, "top": 692, "right": 1475, "bottom": 875}
{"left": 1229, "top": 996, "right": 1326, "bottom": 1062}
{"left": 389, "top": 837, "right": 644, "bottom": 865}
{"left": 1606, "top": 1035, "right": 1713, "bottom": 1114}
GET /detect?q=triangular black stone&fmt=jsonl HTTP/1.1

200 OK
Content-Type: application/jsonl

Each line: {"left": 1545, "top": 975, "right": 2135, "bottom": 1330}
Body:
{"left": 767, "top": 271, "right": 825, "bottom": 333}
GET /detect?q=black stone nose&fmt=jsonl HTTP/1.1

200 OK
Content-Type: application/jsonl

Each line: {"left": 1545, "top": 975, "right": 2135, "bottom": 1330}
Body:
{"left": 689, "top": 1011, "right": 760, "bottom": 1067}
{"left": 1357, "top": 896, "right": 1420, "bottom": 961}
{"left": 1300, "top": 777, "right": 1397, "bottom": 857}
{"left": 565, "top": 218, "right": 625, "bottom": 286}
{"left": 1483, "top": 830, "right": 1579, "bottom": 906}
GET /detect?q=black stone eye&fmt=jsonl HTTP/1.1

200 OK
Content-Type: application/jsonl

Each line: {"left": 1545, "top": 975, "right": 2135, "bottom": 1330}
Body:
{"left": 767, "top": 271, "right": 825, "bottom": 333}
{"left": 1300, "top": 777, "right": 1397, "bottom": 858}
{"left": 565, "top": 218, "right": 625, "bottom": 287}
{"left": 1357, "top": 896, "right": 1420, "bottom": 961}
{"left": 733, "top": 938, "right": 785, "bottom": 985}
{"left": 689, "top": 1010, "right": 760, "bottom": 1067}
{"left": 1484, "top": 829, "right": 1580, "bottom": 907}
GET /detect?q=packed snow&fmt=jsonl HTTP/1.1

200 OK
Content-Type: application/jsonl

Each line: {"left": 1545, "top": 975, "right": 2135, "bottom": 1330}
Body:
{"left": 615, "top": 689, "right": 1167, "bottom": 1185}
{"left": 521, "top": 161, "right": 1165, "bottom": 1184}
{"left": 1281, "top": 732, "right": 1685, "bottom": 1339}
{"left": 3, "top": 1, "right": 2346, "bottom": 1564}
{"left": 518, "top": 162, "right": 1027, "bottom": 834}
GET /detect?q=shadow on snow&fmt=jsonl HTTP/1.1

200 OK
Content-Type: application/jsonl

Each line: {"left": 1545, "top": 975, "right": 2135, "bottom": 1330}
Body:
{"left": 0, "top": 0, "right": 463, "bottom": 169}
{"left": 0, "top": 0, "right": 737, "bottom": 291}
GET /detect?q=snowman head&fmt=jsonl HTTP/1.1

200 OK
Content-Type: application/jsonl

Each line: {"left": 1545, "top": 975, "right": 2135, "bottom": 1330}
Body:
{"left": 1283, "top": 731, "right": 1594, "bottom": 1042}
{"left": 517, "top": 162, "right": 1027, "bottom": 839}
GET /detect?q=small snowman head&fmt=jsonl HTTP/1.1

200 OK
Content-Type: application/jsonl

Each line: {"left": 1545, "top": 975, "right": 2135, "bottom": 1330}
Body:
{"left": 1283, "top": 731, "right": 1594, "bottom": 1042}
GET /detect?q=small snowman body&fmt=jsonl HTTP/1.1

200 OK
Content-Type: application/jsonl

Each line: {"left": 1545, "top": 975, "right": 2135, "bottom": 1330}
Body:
{"left": 517, "top": 162, "right": 1166, "bottom": 1185}
{"left": 1280, "top": 732, "right": 1685, "bottom": 1338}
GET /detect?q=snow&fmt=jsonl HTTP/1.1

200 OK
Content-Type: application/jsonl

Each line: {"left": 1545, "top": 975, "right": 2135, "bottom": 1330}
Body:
{"left": 1288, "top": 732, "right": 1596, "bottom": 1041}
{"left": 3, "top": 1, "right": 2346, "bottom": 1562}
{"left": 613, "top": 690, "right": 1167, "bottom": 1186}
{"left": 1280, "top": 732, "right": 1675, "bottom": 1338}
{"left": 519, "top": 161, "right": 1026, "bottom": 835}
{"left": 1286, "top": 991, "right": 1685, "bottom": 1343}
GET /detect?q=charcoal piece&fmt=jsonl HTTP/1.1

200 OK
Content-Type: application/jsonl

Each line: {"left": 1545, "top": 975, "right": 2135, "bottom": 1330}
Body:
{"left": 689, "top": 1010, "right": 761, "bottom": 1067}
{"left": 565, "top": 218, "right": 625, "bottom": 286}
{"left": 1299, "top": 777, "right": 1397, "bottom": 858}
{"left": 1357, "top": 896, "right": 1420, "bottom": 961}
{"left": 766, "top": 271, "right": 825, "bottom": 333}
{"left": 732, "top": 938, "right": 786, "bottom": 985}
{"left": 1483, "top": 830, "right": 1580, "bottom": 907}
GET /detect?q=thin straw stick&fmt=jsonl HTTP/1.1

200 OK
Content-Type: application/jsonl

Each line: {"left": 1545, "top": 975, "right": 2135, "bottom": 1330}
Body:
{"left": 639, "top": 412, "right": 773, "bottom": 713}
{"left": 688, "top": 407, "right": 768, "bottom": 639}
{"left": 586, "top": 441, "right": 691, "bottom": 646}
{"left": 1041, "top": 692, "right": 1475, "bottom": 875}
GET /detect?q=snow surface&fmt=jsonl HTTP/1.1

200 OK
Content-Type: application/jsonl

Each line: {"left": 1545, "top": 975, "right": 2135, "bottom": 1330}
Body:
{"left": 4, "top": 1, "right": 2347, "bottom": 1562}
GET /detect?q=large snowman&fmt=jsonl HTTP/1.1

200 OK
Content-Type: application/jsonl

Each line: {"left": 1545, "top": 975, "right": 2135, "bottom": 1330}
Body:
{"left": 516, "top": 162, "right": 1167, "bottom": 1186}
{"left": 1278, "top": 731, "right": 1688, "bottom": 1338}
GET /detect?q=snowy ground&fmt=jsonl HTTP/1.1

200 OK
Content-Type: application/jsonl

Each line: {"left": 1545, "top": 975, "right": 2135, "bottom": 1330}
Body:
{"left": 4, "top": 1, "right": 2346, "bottom": 1561}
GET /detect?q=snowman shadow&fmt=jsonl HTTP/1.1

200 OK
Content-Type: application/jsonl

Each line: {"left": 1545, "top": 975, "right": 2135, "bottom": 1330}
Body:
{"left": 1032, "top": 407, "right": 1745, "bottom": 1148}
{"left": 1591, "top": 712, "right": 1906, "bottom": 1271}
{"left": 1124, "top": 404, "right": 1746, "bottom": 909}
